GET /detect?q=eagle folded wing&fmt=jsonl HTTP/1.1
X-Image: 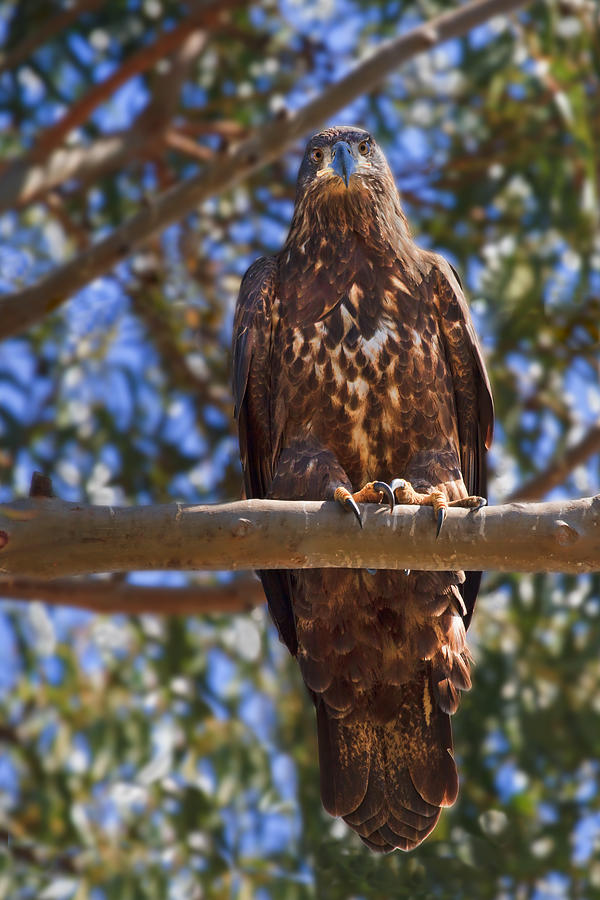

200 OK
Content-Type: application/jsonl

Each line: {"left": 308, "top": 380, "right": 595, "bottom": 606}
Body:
{"left": 431, "top": 257, "right": 494, "bottom": 627}
{"left": 232, "top": 255, "right": 297, "bottom": 655}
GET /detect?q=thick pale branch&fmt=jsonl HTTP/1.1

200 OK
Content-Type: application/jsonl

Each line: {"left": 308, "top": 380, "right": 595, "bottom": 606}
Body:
{"left": 0, "top": 575, "right": 263, "bottom": 614}
{"left": 0, "top": 496, "right": 598, "bottom": 578}
{"left": 0, "top": 0, "right": 533, "bottom": 341}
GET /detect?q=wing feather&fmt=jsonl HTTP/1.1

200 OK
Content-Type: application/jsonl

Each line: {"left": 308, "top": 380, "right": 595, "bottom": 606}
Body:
{"left": 431, "top": 258, "right": 494, "bottom": 628}
{"left": 232, "top": 256, "right": 297, "bottom": 654}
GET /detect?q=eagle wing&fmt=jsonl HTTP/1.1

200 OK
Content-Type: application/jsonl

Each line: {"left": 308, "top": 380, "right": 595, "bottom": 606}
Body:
{"left": 431, "top": 257, "right": 494, "bottom": 627}
{"left": 232, "top": 256, "right": 297, "bottom": 655}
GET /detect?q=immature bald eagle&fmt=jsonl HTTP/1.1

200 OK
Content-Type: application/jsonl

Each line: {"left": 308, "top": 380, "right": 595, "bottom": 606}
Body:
{"left": 232, "top": 126, "right": 493, "bottom": 852}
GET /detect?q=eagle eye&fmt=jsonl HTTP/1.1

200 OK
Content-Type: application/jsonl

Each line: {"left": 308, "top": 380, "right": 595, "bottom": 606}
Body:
{"left": 358, "top": 140, "right": 370, "bottom": 156}
{"left": 311, "top": 147, "right": 324, "bottom": 163}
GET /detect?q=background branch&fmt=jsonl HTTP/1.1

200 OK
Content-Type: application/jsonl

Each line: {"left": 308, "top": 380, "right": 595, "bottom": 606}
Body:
{"left": 507, "top": 423, "right": 600, "bottom": 502}
{"left": 0, "top": 131, "right": 147, "bottom": 212}
{"left": 0, "top": 575, "right": 263, "bottom": 614}
{"left": 0, "top": 0, "right": 533, "bottom": 341}
{"left": 0, "top": 494, "right": 598, "bottom": 578}
{"left": 0, "top": 18, "right": 215, "bottom": 212}
{"left": 1, "top": 0, "right": 235, "bottom": 163}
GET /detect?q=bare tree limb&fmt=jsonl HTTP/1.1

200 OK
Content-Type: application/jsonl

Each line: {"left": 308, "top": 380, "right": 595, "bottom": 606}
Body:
{"left": 13, "top": 419, "right": 598, "bottom": 615}
{"left": 2, "top": 29, "right": 211, "bottom": 212}
{"left": 0, "top": 494, "right": 598, "bottom": 578}
{"left": 507, "top": 423, "right": 600, "bottom": 502}
{"left": 6, "top": 0, "right": 233, "bottom": 161}
{"left": 0, "top": 575, "right": 263, "bottom": 614}
{"left": 0, "top": 2, "right": 234, "bottom": 214}
{"left": 0, "top": 131, "right": 150, "bottom": 211}
{"left": 0, "top": 0, "right": 533, "bottom": 341}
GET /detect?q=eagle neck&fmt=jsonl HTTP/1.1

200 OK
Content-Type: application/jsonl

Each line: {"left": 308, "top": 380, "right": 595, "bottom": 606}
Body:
{"left": 279, "top": 190, "right": 424, "bottom": 324}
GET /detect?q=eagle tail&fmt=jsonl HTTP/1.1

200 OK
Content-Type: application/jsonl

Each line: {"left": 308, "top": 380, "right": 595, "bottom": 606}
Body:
{"left": 316, "top": 667, "right": 458, "bottom": 852}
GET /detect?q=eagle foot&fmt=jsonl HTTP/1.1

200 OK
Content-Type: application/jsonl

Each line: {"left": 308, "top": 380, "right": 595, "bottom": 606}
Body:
{"left": 334, "top": 481, "right": 395, "bottom": 529}
{"left": 381, "top": 479, "right": 487, "bottom": 539}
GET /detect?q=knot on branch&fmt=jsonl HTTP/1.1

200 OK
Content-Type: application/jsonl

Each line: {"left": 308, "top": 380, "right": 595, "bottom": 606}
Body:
{"left": 554, "top": 520, "right": 579, "bottom": 546}
{"left": 232, "top": 518, "right": 253, "bottom": 537}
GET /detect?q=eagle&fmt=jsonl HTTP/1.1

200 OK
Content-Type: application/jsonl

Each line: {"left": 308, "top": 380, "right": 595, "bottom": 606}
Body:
{"left": 232, "top": 126, "right": 494, "bottom": 852}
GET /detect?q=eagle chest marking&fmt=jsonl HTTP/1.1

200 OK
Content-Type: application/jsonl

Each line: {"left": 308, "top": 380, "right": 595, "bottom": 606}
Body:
{"left": 423, "top": 679, "right": 433, "bottom": 727}
{"left": 294, "top": 308, "right": 420, "bottom": 414}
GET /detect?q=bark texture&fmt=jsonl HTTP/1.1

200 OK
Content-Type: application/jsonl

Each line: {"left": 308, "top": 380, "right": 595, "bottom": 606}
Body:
{"left": 0, "top": 495, "right": 598, "bottom": 578}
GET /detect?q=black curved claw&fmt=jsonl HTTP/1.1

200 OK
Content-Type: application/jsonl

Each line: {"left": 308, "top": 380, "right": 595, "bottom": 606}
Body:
{"left": 389, "top": 478, "right": 407, "bottom": 500}
{"left": 344, "top": 494, "right": 363, "bottom": 529}
{"left": 436, "top": 506, "right": 447, "bottom": 539}
{"left": 372, "top": 480, "right": 395, "bottom": 511}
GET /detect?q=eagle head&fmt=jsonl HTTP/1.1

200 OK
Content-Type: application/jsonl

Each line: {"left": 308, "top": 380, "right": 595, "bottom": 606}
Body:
{"left": 283, "top": 124, "right": 414, "bottom": 278}
{"left": 286, "top": 125, "right": 409, "bottom": 252}
{"left": 295, "top": 125, "right": 396, "bottom": 206}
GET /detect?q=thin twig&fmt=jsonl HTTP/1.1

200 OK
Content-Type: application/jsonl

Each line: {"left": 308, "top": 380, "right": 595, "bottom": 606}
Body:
{"left": 164, "top": 129, "right": 215, "bottom": 162}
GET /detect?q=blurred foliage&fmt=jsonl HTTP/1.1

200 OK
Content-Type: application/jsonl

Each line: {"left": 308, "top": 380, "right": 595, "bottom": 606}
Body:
{"left": 0, "top": 0, "right": 599, "bottom": 897}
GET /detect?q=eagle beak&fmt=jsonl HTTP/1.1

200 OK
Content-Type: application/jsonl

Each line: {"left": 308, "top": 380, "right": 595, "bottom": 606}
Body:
{"left": 330, "top": 141, "right": 356, "bottom": 188}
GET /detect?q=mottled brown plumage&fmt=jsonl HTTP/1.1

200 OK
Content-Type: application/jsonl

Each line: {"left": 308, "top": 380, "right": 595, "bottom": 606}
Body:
{"left": 232, "top": 126, "right": 493, "bottom": 851}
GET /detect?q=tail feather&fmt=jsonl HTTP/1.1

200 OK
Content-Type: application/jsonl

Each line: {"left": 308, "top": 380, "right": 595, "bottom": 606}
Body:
{"left": 316, "top": 668, "right": 459, "bottom": 852}
{"left": 378, "top": 821, "right": 425, "bottom": 849}
{"left": 347, "top": 805, "right": 389, "bottom": 837}
{"left": 317, "top": 700, "right": 372, "bottom": 817}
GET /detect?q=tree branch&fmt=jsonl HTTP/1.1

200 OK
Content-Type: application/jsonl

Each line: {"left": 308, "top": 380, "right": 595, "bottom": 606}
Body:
{"left": 507, "top": 423, "right": 600, "bottom": 502}
{"left": 0, "top": 495, "right": 597, "bottom": 578}
{"left": 1, "top": 28, "right": 212, "bottom": 212}
{"left": 0, "top": 0, "right": 533, "bottom": 341}
{"left": 0, "top": 575, "right": 263, "bottom": 614}
{"left": 6, "top": 0, "right": 233, "bottom": 161}
{"left": 0, "top": 3, "right": 231, "bottom": 213}
{"left": 0, "top": 131, "right": 148, "bottom": 211}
